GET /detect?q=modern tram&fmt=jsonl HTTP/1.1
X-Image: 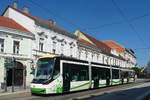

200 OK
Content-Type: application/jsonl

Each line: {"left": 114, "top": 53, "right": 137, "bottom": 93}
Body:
{"left": 30, "top": 56, "right": 135, "bottom": 94}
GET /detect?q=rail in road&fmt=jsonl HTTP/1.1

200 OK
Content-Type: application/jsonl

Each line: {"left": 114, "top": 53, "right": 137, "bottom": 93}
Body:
{"left": 0, "top": 79, "right": 150, "bottom": 100}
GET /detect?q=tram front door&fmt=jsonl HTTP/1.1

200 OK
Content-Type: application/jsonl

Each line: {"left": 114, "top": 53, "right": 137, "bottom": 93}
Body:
{"left": 63, "top": 64, "right": 70, "bottom": 92}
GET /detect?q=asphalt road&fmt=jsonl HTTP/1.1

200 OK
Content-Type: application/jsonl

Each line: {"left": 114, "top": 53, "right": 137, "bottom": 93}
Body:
{"left": 86, "top": 82, "right": 150, "bottom": 100}
{"left": 1, "top": 79, "right": 150, "bottom": 100}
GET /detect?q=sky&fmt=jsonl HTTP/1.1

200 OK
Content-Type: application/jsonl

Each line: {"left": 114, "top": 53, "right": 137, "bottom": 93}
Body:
{"left": 0, "top": 0, "right": 150, "bottom": 66}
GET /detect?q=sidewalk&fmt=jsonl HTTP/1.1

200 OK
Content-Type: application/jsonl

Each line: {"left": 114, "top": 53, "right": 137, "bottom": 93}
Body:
{"left": 0, "top": 87, "right": 31, "bottom": 100}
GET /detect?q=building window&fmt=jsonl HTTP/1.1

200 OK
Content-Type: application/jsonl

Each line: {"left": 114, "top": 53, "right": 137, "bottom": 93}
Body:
{"left": 61, "top": 43, "right": 64, "bottom": 55}
{"left": 39, "top": 42, "right": 44, "bottom": 51}
{"left": 13, "top": 41, "right": 20, "bottom": 54}
{"left": 52, "top": 41, "right": 56, "bottom": 54}
{"left": 97, "top": 54, "right": 99, "bottom": 61}
{"left": 78, "top": 49, "right": 81, "bottom": 59}
{"left": 91, "top": 53, "right": 94, "bottom": 61}
{"left": 0, "top": 38, "right": 4, "bottom": 52}
{"left": 70, "top": 46, "right": 73, "bottom": 57}
{"left": 102, "top": 55, "right": 104, "bottom": 64}
{"left": 85, "top": 50, "right": 88, "bottom": 59}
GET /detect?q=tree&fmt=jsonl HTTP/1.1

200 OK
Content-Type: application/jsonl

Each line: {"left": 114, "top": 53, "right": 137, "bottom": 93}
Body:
{"left": 147, "top": 61, "right": 150, "bottom": 68}
{"left": 144, "top": 61, "right": 150, "bottom": 78}
{"left": 132, "top": 67, "right": 143, "bottom": 78}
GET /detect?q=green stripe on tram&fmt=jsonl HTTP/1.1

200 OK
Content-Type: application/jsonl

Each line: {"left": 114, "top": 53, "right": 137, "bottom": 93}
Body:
{"left": 111, "top": 80, "right": 121, "bottom": 85}
{"left": 112, "top": 80, "right": 121, "bottom": 83}
{"left": 71, "top": 82, "right": 90, "bottom": 90}
{"left": 31, "top": 88, "right": 46, "bottom": 94}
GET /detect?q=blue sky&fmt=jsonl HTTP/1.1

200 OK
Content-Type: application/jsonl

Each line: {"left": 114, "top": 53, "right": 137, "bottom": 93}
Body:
{"left": 0, "top": 0, "right": 150, "bottom": 66}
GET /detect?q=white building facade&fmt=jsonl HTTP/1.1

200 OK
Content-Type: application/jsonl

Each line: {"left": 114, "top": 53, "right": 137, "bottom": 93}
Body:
{"left": 2, "top": 5, "right": 78, "bottom": 87}
{"left": 75, "top": 30, "right": 136, "bottom": 69}
{"left": 3, "top": 6, "right": 77, "bottom": 59}
{"left": 0, "top": 16, "right": 34, "bottom": 90}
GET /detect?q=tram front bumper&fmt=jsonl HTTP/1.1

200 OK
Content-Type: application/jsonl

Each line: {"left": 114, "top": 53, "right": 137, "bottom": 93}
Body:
{"left": 31, "top": 88, "right": 46, "bottom": 94}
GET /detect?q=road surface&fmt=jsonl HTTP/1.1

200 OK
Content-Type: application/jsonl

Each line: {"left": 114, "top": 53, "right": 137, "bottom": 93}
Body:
{"left": 0, "top": 79, "right": 150, "bottom": 100}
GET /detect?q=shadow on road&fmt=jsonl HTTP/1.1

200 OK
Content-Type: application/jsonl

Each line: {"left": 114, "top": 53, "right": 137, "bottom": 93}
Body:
{"left": 85, "top": 86, "right": 150, "bottom": 100}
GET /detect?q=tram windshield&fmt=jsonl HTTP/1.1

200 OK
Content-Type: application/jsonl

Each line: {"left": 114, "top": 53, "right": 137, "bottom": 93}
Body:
{"left": 33, "top": 58, "right": 55, "bottom": 82}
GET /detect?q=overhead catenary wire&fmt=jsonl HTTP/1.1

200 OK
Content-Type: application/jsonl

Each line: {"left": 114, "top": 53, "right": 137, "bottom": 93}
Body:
{"left": 26, "top": 0, "right": 150, "bottom": 43}
{"left": 26, "top": 0, "right": 86, "bottom": 32}
{"left": 114, "top": 47, "right": 150, "bottom": 51}
{"left": 111, "top": 0, "right": 147, "bottom": 47}
{"left": 83, "top": 11, "right": 150, "bottom": 30}
{"left": 24, "top": 1, "right": 150, "bottom": 51}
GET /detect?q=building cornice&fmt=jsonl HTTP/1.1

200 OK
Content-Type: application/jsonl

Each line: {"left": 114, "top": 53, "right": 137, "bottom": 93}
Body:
{"left": 0, "top": 52, "right": 31, "bottom": 61}
{"left": 0, "top": 26, "right": 35, "bottom": 40}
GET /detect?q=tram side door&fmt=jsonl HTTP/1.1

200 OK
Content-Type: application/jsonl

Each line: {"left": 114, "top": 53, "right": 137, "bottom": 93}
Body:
{"left": 63, "top": 63, "right": 70, "bottom": 92}
{"left": 106, "top": 69, "right": 110, "bottom": 86}
{"left": 92, "top": 67, "right": 99, "bottom": 88}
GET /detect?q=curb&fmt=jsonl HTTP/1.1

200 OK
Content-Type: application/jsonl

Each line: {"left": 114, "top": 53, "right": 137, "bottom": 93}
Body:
{"left": 0, "top": 90, "right": 31, "bottom": 100}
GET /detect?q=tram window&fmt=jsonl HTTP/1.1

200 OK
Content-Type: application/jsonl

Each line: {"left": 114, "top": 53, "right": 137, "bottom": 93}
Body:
{"left": 100, "top": 69, "right": 106, "bottom": 79}
{"left": 100, "top": 68, "right": 109, "bottom": 80}
{"left": 71, "top": 71, "right": 79, "bottom": 81}
{"left": 112, "top": 69, "right": 119, "bottom": 79}
{"left": 121, "top": 71, "right": 128, "bottom": 78}
{"left": 129, "top": 71, "right": 134, "bottom": 78}
{"left": 67, "top": 64, "right": 89, "bottom": 81}
{"left": 92, "top": 67, "right": 102, "bottom": 80}
{"left": 124, "top": 72, "right": 129, "bottom": 78}
{"left": 92, "top": 67, "right": 110, "bottom": 80}
{"left": 92, "top": 67, "right": 98, "bottom": 80}
{"left": 53, "top": 60, "right": 60, "bottom": 80}
{"left": 80, "top": 70, "right": 88, "bottom": 81}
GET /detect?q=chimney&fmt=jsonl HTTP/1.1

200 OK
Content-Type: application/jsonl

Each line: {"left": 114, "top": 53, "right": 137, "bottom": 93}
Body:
{"left": 52, "top": 21, "right": 56, "bottom": 26}
{"left": 13, "top": 1, "right": 18, "bottom": 9}
{"left": 23, "top": 6, "right": 29, "bottom": 14}
{"left": 48, "top": 19, "right": 56, "bottom": 26}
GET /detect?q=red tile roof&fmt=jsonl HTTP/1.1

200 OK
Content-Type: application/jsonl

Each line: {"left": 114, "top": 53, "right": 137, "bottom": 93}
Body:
{"left": 0, "top": 16, "right": 31, "bottom": 33}
{"left": 80, "top": 31, "right": 111, "bottom": 53}
{"left": 2, "top": 6, "right": 53, "bottom": 28}
{"left": 5, "top": 6, "right": 75, "bottom": 38}
{"left": 103, "top": 40, "right": 125, "bottom": 53}
{"left": 78, "top": 38, "right": 97, "bottom": 49}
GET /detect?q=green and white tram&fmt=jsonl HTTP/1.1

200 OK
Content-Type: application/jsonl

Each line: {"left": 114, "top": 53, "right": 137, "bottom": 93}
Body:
{"left": 30, "top": 56, "right": 135, "bottom": 94}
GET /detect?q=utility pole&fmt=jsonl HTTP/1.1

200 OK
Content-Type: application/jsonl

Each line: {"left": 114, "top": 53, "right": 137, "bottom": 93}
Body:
{"left": 12, "top": 57, "right": 15, "bottom": 92}
{"left": 4, "top": 64, "right": 7, "bottom": 92}
{"left": 89, "top": 61, "right": 92, "bottom": 88}
{"left": 110, "top": 65, "right": 112, "bottom": 85}
{"left": 109, "top": 57, "right": 112, "bottom": 85}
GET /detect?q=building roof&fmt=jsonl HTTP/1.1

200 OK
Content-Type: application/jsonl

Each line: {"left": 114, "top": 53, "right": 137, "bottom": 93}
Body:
{"left": 80, "top": 31, "right": 111, "bottom": 53}
{"left": 78, "top": 38, "right": 97, "bottom": 49}
{"left": 0, "top": 16, "right": 31, "bottom": 33}
{"left": 125, "top": 48, "right": 136, "bottom": 58}
{"left": 2, "top": 6, "right": 76, "bottom": 39}
{"left": 103, "top": 40, "right": 125, "bottom": 53}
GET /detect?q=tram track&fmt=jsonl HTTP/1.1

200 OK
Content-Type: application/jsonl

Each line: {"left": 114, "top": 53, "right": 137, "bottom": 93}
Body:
{"left": 1, "top": 79, "right": 149, "bottom": 100}
{"left": 14, "top": 81, "right": 149, "bottom": 100}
